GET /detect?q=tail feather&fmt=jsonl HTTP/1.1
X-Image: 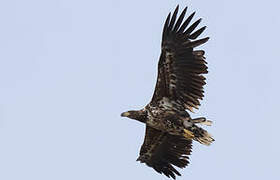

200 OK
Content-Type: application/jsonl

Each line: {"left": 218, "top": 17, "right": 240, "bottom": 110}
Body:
{"left": 193, "top": 126, "right": 214, "bottom": 146}
{"left": 183, "top": 117, "right": 214, "bottom": 145}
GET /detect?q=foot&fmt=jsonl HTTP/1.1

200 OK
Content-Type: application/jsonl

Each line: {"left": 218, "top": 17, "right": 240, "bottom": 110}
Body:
{"left": 191, "top": 117, "right": 212, "bottom": 126}
{"left": 183, "top": 129, "right": 194, "bottom": 139}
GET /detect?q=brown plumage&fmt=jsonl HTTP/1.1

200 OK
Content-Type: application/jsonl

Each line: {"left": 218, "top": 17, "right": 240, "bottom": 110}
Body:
{"left": 137, "top": 127, "right": 192, "bottom": 179}
{"left": 121, "top": 5, "right": 213, "bottom": 179}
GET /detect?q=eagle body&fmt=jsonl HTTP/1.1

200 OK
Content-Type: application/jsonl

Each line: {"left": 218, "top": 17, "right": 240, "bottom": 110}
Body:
{"left": 121, "top": 5, "right": 214, "bottom": 179}
{"left": 145, "top": 98, "right": 189, "bottom": 136}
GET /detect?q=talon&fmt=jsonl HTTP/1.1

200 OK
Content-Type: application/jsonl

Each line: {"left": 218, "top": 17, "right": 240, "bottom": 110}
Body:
{"left": 183, "top": 129, "right": 194, "bottom": 139}
{"left": 192, "top": 117, "right": 206, "bottom": 123}
{"left": 191, "top": 118, "right": 213, "bottom": 126}
{"left": 200, "top": 120, "right": 212, "bottom": 126}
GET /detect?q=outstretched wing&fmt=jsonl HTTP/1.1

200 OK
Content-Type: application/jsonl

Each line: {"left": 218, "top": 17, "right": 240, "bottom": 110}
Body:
{"left": 137, "top": 126, "right": 192, "bottom": 179}
{"left": 151, "top": 5, "right": 209, "bottom": 112}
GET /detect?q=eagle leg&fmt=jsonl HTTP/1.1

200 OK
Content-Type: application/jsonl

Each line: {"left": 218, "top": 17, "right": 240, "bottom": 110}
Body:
{"left": 183, "top": 129, "right": 194, "bottom": 139}
{"left": 183, "top": 118, "right": 214, "bottom": 145}
{"left": 191, "top": 117, "right": 212, "bottom": 126}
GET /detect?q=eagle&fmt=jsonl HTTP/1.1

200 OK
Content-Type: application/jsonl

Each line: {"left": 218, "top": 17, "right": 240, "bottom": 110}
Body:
{"left": 121, "top": 5, "right": 214, "bottom": 179}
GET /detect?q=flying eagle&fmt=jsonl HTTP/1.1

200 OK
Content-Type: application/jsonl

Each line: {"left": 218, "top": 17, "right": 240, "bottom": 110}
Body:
{"left": 121, "top": 5, "right": 214, "bottom": 179}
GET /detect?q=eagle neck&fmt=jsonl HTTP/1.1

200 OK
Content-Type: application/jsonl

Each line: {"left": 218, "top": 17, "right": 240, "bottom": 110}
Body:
{"left": 135, "top": 110, "right": 148, "bottom": 123}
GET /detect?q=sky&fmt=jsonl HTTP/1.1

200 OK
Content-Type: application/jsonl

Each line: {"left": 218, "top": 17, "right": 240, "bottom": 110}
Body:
{"left": 0, "top": 0, "right": 280, "bottom": 179}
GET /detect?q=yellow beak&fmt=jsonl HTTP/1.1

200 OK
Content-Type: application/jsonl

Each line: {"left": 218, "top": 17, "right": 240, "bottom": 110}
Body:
{"left": 121, "top": 112, "right": 130, "bottom": 117}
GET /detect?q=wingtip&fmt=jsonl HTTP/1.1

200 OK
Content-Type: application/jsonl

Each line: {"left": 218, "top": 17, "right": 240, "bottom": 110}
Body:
{"left": 175, "top": 4, "right": 179, "bottom": 10}
{"left": 174, "top": 5, "right": 179, "bottom": 15}
{"left": 182, "top": 6, "right": 188, "bottom": 12}
{"left": 168, "top": 12, "right": 171, "bottom": 17}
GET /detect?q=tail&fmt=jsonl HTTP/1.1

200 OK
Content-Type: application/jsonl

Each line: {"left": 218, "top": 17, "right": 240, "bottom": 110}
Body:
{"left": 192, "top": 126, "right": 214, "bottom": 146}
{"left": 183, "top": 117, "right": 214, "bottom": 146}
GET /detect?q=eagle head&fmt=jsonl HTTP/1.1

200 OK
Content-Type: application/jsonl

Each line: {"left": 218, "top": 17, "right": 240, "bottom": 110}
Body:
{"left": 121, "top": 110, "right": 147, "bottom": 123}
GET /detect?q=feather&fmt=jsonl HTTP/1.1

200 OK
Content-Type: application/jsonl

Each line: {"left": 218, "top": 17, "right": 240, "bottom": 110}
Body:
{"left": 184, "top": 37, "right": 209, "bottom": 48}
{"left": 138, "top": 126, "right": 192, "bottom": 179}
{"left": 189, "top": 26, "right": 206, "bottom": 39}
{"left": 173, "top": 6, "right": 188, "bottom": 32}
{"left": 162, "top": 13, "right": 171, "bottom": 41}
{"left": 178, "top": 12, "right": 195, "bottom": 33}
{"left": 169, "top": 5, "right": 179, "bottom": 31}
{"left": 184, "top": 18, "right": 202, "bottom": 35}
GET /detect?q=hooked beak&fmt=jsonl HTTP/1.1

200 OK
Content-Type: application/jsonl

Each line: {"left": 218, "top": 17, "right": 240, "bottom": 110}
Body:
{"left": 121, "top": 112, "right": 130, "bottom": 117}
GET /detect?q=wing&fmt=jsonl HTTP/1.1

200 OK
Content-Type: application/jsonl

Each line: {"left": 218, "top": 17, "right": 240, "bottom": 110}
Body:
{"left": 151, "top": 5, "right": 209, "bottom": 112}
{"left": 137, "top": 126, "right": 192, "bottom": 179}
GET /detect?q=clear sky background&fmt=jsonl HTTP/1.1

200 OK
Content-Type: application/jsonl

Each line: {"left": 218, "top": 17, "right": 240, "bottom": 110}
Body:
{"left": 0, "top": 0, "right": 279, "bottom": 179}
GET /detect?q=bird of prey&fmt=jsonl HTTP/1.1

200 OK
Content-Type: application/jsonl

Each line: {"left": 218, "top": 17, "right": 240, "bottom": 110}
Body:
{"left": 121, "top": 5, "right": 214, "bottom": 179}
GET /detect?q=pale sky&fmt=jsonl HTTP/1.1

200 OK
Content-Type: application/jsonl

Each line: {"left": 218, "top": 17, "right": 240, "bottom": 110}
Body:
{"left": 0, "top": 0, "right": 280, "bottom": 179}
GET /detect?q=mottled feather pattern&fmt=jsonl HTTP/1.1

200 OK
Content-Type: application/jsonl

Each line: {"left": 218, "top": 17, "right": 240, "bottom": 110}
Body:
{"left": 138, "top": 126, "right": 192, "bottom": 179}
{"left": 151, "top": 5, "right": 209, "bottom": 112}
